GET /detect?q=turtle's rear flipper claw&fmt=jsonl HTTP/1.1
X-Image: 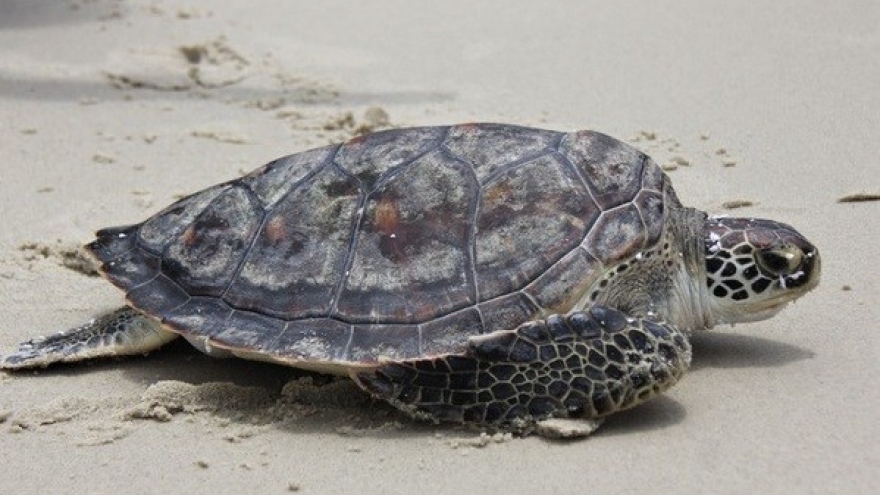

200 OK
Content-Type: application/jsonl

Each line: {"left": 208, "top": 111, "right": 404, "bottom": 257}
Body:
{"left": 354, "top": 305, "right": 692, "bottom": 437}
{"left": 1, "top": 307, "right": 177, "bottom": 370}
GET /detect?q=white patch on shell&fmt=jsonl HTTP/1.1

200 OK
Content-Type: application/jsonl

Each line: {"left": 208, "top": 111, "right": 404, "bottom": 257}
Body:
{"left": 288, "top": 336, "right": 333, "bottom": 361}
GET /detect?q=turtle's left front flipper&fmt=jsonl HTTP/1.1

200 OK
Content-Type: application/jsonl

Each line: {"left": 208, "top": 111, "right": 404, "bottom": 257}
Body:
{"left": 1, "top": 307, "right": 178, "bottom": 370}
{"left": 355, "top": 305, "right": 691, "bottom": 434}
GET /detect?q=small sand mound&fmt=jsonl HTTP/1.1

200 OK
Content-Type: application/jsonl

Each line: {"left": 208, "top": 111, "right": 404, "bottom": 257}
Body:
{"left": 125, "top": 380, "right": 275, "bottom": 422}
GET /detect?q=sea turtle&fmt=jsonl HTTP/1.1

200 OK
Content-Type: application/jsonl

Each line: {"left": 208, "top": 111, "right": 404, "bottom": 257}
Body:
{"left": 1, "top": 124, "right": 820, "bottom": 436}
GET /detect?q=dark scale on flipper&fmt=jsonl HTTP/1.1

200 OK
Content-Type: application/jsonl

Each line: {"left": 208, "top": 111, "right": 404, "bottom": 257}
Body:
{"left": 356, "top": 305, "right": 692, "bottom": 427}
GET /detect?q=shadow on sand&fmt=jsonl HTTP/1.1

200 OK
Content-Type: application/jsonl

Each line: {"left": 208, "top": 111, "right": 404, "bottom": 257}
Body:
{"left": 3, "top": 328, "right": 816, "bottom": 440}
{"left": 689, "top": 330, "right": 815, "bottom": 371}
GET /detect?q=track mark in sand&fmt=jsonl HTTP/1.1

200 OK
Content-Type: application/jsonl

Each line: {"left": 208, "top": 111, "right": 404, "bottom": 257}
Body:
{"left": 837, "top": 192, "right": 880, "bottom": 203}
{"left": 17, "top": 241, "right": 100, "bottom": 277}
{"left": 627, "top": 130, "right": 739, "bottom": 172}
{"left": 721, "top": 199, "right": 756, "bottom": 209}
{"left": 104, "top": 36, "right": 249, "bottom": 91}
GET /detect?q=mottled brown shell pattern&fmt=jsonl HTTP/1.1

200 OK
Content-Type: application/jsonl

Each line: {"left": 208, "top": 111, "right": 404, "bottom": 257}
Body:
{"left": 88, "top": 124, "right": 675, "bottom": 364}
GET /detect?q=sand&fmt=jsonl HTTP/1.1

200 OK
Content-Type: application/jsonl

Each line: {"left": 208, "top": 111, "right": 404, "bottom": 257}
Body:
{"left": 1, "top": 1, "right": 877, "bottom": 493}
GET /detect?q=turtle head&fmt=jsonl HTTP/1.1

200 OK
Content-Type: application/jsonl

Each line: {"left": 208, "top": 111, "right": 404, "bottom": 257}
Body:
{"left": 702, "top": 216, "right": 820, "bottom": 325}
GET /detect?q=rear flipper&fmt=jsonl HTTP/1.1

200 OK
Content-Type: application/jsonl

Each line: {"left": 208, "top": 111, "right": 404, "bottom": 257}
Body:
{"left": 1, "top": 307, "right": 178, "bottom": 370}
{"left": 355, "top": 305, "right": 692, "bottom": 435}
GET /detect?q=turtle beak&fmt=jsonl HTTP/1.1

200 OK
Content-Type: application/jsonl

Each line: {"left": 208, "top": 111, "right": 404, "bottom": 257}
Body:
{"left": 786, "top": 241, "right": 820, "bottom": 295}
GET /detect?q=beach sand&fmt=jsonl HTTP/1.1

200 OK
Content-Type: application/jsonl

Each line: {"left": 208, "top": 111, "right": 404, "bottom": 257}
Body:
{"left": 1, "top": 1, "right": 877, "bottom": 493}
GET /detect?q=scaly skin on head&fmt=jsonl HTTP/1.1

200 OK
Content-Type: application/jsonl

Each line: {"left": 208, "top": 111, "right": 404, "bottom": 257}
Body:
{"left": 702, "top": 216, "right": 820, "bottom": 325}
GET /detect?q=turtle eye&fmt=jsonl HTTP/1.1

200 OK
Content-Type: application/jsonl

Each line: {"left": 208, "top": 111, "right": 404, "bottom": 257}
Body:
{"left": 755, "top": 246, "right": 803, "bottom": 277}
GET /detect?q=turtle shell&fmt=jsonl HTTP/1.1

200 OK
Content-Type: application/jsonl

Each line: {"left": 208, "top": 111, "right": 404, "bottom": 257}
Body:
{"left": 88, "top": 124, "right": 676, "bottom": 365}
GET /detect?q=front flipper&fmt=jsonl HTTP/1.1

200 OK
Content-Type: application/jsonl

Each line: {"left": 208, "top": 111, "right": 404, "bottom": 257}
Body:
{"left": 354, "top": 305, "right": 691, "bottom": 434}
{"left": 1, "top": 307, "right": 178, "bottom": 370}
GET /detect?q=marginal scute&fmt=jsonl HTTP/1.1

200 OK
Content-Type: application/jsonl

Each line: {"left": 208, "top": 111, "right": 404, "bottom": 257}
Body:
{"left": 640, "top": 157, "right": 665, "bottom": 192}
{"left": 477, "top": 292, "right": 542, "bottom": 333}
{"left": 90, "top": 226, "right": 158, "bottom": 288}
{"left": 336, "top": 150, "right": 477, "bottom": 323}
{"left": 633, "top": 189, "right": 665, "bottom": 248}
{"left": 91, "top": 224, "right": 139, "bottom": 259}
{"left": 348, "top": 324, "right": 421, "bottom": 363}
{"left": 475, "top": 154, "right": 597, "bottom": 301}
{"left": 558, "top": 130, "right": 646, "bottom": 210}
{"left": 335, "top": 126, "right": 446, "bottom": 190}
{"left": 162, "top": 297, "right": 233, "bottom": 339}
{"left": 420, "top": 308, "right": 484, "bottom": 356}
{"left": 100, "top": 247, "right": 161, "bottom": 290}
{"left": 240, "top": 146, "right": 336, "bottom": 207}
{"left": 274, "top": 319, "right": 352, "bottom": 361}
{"left": 443, "top": 123, "right": 561, "bottom": 183}
{"left": 125, "top": 273, "right": 190, "bottom": 316}
{"left": 224, "top": 167, "right": 361, "bottom": 319}
{"left": 211, "top": 309, "right": 287, "bottom": 353}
